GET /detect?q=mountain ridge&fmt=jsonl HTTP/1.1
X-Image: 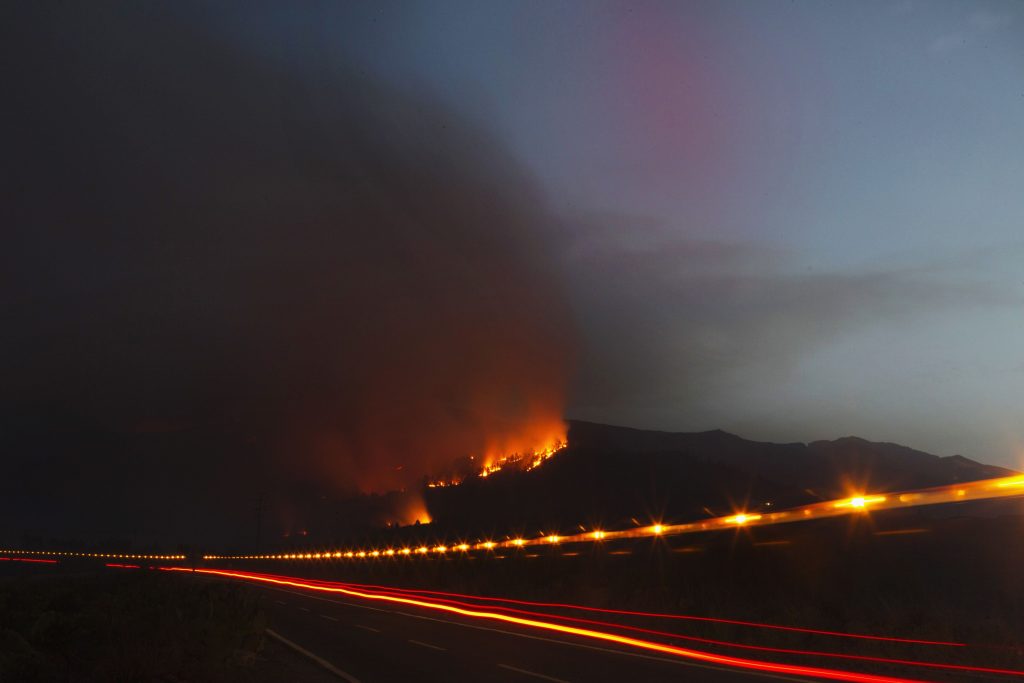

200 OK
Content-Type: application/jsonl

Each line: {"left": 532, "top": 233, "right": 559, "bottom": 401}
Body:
{"left": 423, "top": 420, "right": 1017, "bottom": 534}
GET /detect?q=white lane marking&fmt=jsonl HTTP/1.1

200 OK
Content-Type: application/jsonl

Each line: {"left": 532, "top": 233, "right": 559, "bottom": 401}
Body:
{"left": 267, "top": 588, "right": 388, "bottom": 612}
{"left": 392, "top": 610, "right": 810, "bottom": 683}
{"left": 408, "top": 638, "right": 446, "bottom": 651}
{"left": 355, "top": 624, "right": 380, "bottom": 633}
{"left": 498, "top": 663, "right": 571, "bottom": 682}
{"left": 265, "top": 629, "right": 362, "bottom": 683}
{"left": 259, "top": 586, "right": 806, "bottom": 683}
{"left": 320, "top": 614, "right": 339, "bottom": 622}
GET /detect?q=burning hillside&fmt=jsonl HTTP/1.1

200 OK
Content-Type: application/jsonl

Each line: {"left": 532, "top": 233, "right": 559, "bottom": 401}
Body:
{"left": 428, "top": 433, "right": 569, "bottom": 488}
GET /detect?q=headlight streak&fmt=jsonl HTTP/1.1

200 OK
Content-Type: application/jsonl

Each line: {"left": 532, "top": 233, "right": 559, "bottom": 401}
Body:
{"left": 239, "top": 571, "right": 960, "bottom": 647}
{"left": 276, "top": 579, "right": 1024, "bottom": 678}
{"left": 158, "top": 567, "right": 1019, "bottom": 677}
{"left": 835, "top": 496, "right": 887, "bottom": 509}
{"left": 188, "top": 569, "right": 1010, "bottom": 675}
{"left": 162, "top": 567, "right": 953, "bottom": 683}
{"left": 725, "top": 513, "right": 762, "bottom": 525}
{"left": 192, "top": 472, "right": 1024, "bottom": 563}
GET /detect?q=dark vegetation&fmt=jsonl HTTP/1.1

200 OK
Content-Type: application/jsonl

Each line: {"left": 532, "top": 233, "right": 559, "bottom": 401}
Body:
{"left": 0, "top": 570, "right": 265, "bottom": 682}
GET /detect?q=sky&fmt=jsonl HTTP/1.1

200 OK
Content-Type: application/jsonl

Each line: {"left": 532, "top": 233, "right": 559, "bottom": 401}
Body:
{"left": 2, "top": 1, "right": 1022, "bottom": 543}
{"left": 294, "top": 0, "right": 1023, "bottom": 467}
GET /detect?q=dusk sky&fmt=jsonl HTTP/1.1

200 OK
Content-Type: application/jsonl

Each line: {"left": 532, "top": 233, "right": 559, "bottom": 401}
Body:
{"left": 4, "top": 0, "right": 1023, "bottom": 537}
{"left": 223, "top": 0, "right": 1024, "bottom": 466}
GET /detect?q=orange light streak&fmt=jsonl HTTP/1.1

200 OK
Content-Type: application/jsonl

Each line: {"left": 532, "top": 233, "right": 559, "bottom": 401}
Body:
{"left": 164, "top": 567, "right": 931, "bottom": 683}
{"left": 726, "top": 513, "right": 762, "bottom": 525}
{"left": 193, "top": 569, "right": 1008, "bottom": 674}
{"left": 295, "top": 579, "right": 1024, "bottom": 677}
{"left": 112, "top": 474, "right": 1024, "bottom": 565}
{"left": 282, "top": 574, "right": 961, "bottom": 647}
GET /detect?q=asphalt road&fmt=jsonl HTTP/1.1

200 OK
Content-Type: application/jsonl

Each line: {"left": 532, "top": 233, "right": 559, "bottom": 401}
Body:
{"left": 251, "top": 581, "right": 833, "bottom": 683}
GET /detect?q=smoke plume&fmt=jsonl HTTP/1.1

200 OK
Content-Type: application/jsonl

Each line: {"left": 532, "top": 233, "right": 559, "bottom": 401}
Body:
{"left": 1, "top": 4, "right": 571, "bottom": 539}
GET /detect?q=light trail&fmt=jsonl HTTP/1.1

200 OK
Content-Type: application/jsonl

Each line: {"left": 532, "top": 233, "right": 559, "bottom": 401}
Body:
{"left": 254, "top": 574, "right": 961, "bottom": 647}
{"left": 0, "top": 549, "right": 184, "bottom": 561}
{"left": 0, "top": 557, "right": 59, "bottom": 564}
{"left": 200, "top": 568, "right": 960, "bottom": 648}
{"left": 198, "top": 572, "right": 1023, "bottom": 677}
{"left": 163, "top": 567, "right": 931, "bottom": 683}
{"left": 203, "top": 472, "right": 1024, "bottom": 562}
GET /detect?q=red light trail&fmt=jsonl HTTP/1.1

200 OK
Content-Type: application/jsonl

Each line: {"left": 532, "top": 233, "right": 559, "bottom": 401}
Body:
{"left": 164, "top": 567, "right": 1020, "bottom": 683}
{"left": 0, "top": 557, "right": 59, "bottom": 564}
{"left": 259, "top": 579, "right": 1024, "bottom": 676}
{"left": 200, "top": 568, "right": 960, "bottom": 648}
{"left": 281, "top": 577, "right": 962, "bottom": 647}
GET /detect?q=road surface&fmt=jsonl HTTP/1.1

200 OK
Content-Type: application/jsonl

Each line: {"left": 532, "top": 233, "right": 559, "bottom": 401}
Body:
{"left": 250, "top": 580, "right": 838, "bottom": 683}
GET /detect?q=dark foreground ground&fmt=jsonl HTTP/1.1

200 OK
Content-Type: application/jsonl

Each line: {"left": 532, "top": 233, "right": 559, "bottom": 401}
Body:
{"left": 3, "top": 504, "right": 1024, "bottom": 681}
{"left": 0, "top": 566, "right": 338, "bottom": 682}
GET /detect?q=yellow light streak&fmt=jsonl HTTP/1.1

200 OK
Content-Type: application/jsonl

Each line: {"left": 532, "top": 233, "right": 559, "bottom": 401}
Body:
{"left": 726, "top": 513, "right": 762, "bottom": 525}
{"left": 156, "top": 472, "right": 1024, "bottom": 563}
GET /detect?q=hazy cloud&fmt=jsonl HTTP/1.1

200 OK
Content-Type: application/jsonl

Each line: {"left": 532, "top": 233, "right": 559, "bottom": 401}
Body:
{"left": 562, "top": 214, "right": 1021, "bottom": 428}
{"left": 930, "top": 9, "right": 1014, "bottom": 54}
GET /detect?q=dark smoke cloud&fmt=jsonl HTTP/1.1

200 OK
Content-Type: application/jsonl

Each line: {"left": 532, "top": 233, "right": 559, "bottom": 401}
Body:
{"left": 1, "top": 4, "right": 570, "bottom": 541}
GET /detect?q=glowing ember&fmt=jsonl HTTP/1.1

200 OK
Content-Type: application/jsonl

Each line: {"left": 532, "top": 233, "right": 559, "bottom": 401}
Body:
{"left": 428, "top": 437, "right": 568, "bottom": 488}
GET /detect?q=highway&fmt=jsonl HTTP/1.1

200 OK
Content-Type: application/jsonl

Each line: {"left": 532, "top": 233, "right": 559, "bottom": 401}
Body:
{"left": 255, "top": 581, "right": 831, "bottom": 683}
{"left": 169, "top": 565, "right": 950, "bottom": 683}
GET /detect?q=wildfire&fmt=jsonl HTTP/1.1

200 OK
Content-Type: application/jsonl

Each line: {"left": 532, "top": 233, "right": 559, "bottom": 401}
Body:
{"left": 428, "top": 437, "right": 568, "bottom": 488}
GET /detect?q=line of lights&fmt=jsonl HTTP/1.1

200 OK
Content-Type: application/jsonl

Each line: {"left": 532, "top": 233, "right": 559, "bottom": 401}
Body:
{"left": 0, "top": 549, "right": 185, "bottom": 560}
{"left": 162, "top": 567, "right": 938, "bottom": 683}
{"left": 201, "top": 473, "right": 1024, "bottom": 561}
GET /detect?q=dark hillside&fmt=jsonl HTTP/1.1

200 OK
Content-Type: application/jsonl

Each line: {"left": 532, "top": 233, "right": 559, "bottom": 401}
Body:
{"left": 425, "top": 420, "right": 1017, "bottom": 534}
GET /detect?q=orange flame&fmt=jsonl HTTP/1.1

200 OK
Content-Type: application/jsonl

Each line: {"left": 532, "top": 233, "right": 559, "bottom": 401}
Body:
{"left": 428, "top": 425, "right": 568, "bottom": 488}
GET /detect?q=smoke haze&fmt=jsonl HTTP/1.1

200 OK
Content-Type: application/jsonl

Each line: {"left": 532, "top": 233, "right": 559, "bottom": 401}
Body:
{"left": 1, "top": 4, "right": 570, "bottom": 540}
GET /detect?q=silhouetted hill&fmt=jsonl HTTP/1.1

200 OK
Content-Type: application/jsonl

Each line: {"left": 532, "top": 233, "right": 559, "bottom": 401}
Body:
{"left": 424, "top": 420, "right": 1016, "bottom": 535}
